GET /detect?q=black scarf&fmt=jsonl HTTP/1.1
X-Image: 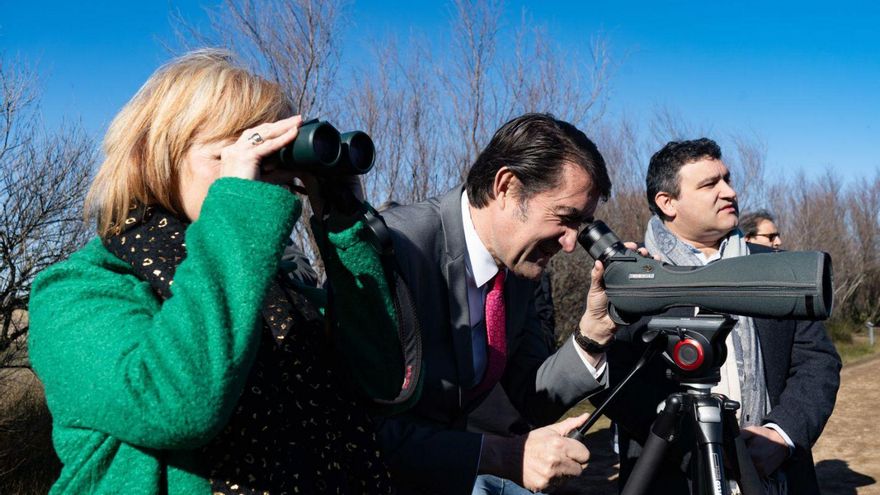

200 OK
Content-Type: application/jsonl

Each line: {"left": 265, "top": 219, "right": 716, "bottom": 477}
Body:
{"left": 104, "top": 205, "right": 393, "bottom": 494}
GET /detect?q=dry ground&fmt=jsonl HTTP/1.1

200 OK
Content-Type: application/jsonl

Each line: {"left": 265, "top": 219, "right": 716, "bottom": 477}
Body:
{"left": 812, "top": 354, "right": 880, "bottom": 494}
{"left": 0, "top": 336, "right": 60, "bottom": 495}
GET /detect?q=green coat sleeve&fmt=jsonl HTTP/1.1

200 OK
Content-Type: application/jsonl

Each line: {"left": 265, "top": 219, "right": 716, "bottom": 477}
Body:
{"left": 29, "top": 178, "right": 299, "bottom": 451}
{"left": 312, "top": 213, "right": 406, "bottom": 403}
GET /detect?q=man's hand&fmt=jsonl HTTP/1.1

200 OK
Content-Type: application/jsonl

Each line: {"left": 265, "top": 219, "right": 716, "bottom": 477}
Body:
{"left": 741, "top": 425, "right": 789, "bottom": 478}
{"left": 522, "top": 414, "right": 592, "bottom": 492}
{"left": 479, "top": 414, "right": 591, "bottom": 492}
{"left": 576, "top": 260, "right": 617, "bottom": 350}
{"left": 576, "top": 242, "right": 653, "bottom": 356}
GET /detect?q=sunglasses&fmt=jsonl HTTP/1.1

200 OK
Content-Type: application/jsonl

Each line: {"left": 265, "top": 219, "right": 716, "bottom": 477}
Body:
{"left": 754, "top": 232, "right": 781, "bottom": 242}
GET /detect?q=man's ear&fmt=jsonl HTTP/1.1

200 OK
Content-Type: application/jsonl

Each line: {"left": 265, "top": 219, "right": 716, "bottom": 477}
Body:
{"left": 654, "top": 191, "right": 677, "bottom": 219}
{"left": 492, "top": 166, "right": 519, "bottom": 210}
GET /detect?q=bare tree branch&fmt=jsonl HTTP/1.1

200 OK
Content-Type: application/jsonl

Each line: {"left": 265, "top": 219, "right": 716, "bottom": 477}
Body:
{"left": 0, "top": 55, "right": 95, "bottom": 350}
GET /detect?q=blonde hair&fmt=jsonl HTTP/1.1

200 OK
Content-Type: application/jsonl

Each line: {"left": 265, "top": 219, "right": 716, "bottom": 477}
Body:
{"left": 86, "top": 49, "right": 293, "bottom": 237}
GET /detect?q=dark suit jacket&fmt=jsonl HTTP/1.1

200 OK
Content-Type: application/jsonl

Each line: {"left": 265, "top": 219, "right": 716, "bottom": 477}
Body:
{"left": 378, "top": 186, "right": 605, "bottom": 494}
{"left": 597, "top": 245, "right": 841, "bottom": 494}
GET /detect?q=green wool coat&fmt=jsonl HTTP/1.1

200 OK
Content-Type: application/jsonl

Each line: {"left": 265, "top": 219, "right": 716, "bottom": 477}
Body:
{"left": 29, "top": 178, "right": 403, "bottom": 494}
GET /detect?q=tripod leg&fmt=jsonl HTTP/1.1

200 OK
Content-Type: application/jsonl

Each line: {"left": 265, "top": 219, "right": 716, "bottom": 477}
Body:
{"left": 694, "top": 440, "right": 729, "bottom": 495}
{"left": 732, "top": 436, "right": 763, "bottom": 495}
{"left": 722, "top": 404, "right": 762, "bottom": 495}
{"left": 621, "top": 395, "right": 683, "bottom": 495}
{"left": 690, "top": 396, "right": 731, "bottom": 495}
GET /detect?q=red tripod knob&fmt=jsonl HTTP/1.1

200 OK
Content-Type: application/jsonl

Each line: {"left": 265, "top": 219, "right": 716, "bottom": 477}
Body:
{"left": 673, "top": 338, "right": 705, "bottom": 371}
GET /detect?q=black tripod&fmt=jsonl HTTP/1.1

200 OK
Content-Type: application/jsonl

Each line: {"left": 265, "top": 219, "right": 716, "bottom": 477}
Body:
{"left": 569, "top": 314, "right": 763, "bottom": 495}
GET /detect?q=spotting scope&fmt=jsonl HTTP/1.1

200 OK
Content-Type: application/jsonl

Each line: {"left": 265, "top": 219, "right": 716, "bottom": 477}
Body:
{"left": 578, "top": 221, "right": 833, "bottom": 324}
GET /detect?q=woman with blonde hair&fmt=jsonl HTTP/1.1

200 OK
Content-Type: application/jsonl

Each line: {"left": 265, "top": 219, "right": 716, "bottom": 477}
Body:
{"left": 28, "top": 49, "right": 401, "bottom": 494}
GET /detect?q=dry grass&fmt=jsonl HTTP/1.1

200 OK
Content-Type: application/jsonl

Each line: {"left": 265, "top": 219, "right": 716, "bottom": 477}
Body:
{"left": 837, "top": 337, "right": 879, "bottom": 366}
{"left": 0, "top": 340, "right": 60, "bottom": 495}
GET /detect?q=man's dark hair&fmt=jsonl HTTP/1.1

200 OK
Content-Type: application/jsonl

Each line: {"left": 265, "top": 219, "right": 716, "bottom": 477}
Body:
{"left": 739, "top": 209, "right": 777, "bottom": 237}
{"left": 466, "top": 113, "right": 611, "bottom": 208}
{"left": 646, "top": 138, "right": 722, "bottom": 219}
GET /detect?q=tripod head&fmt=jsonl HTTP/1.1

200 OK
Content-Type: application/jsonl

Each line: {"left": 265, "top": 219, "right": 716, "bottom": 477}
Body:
{"left": 642, "top": 314, "right": 736, "bottom": 386}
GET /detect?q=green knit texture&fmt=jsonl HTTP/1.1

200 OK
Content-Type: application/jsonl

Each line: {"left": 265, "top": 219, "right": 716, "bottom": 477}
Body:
{"left": 313, "top": 214, "right": 406, "bottom": 402}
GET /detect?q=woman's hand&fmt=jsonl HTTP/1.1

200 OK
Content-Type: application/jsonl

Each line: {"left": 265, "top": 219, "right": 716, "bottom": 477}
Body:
{"left": 220, "top": 115, "right": 303, "bottom": 184}
{"left": 219, "top": 114, "right": 367, "bottom": 218}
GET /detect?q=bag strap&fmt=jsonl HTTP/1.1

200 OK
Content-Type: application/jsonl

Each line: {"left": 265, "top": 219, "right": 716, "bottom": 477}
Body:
{"left": 362, "top": 205, "right": 424, "bottom": 406}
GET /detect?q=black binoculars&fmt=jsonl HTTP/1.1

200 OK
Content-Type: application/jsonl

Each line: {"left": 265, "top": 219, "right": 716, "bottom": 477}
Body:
{"left": 277, "top": 119, "right": 375, "bottom": 175}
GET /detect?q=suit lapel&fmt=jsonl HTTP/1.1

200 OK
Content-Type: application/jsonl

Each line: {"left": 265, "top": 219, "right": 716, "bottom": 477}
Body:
{"left": 439, "top": 185, "right": 476, "bottom": 393}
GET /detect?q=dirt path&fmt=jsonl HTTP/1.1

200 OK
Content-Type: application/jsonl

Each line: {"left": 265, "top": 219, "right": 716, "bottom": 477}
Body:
{"left": 560, "top": 354, "right": 880, "bottom": 494}
{"left": 812, "top": 354, "right": 880, "bottom": 494}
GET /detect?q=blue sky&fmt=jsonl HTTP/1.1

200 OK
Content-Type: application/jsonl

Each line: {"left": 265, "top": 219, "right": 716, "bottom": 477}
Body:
{"left": 2, "top": 0, "right": 878, "bottom": 181}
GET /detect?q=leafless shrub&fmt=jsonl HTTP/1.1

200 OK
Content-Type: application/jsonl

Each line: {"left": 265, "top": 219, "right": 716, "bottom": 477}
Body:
{"left": 438, "top": 1, "right": 613, "bottom": 182}
{"left": 1, "top": 53, "right": 92, "bottom": 495}
{"left": 0, "top": 56, "right": 95, "bottom": 353}
{"left": 173, "top": 0, "right": 344, "bottom": 119}
{"left": 0, "top": 363, "right": 60, "bottom": 495}
{"left": 502, "top": 23, "right": 611, "bottom": 130}
{"left": 845, "top": 173, "right": 880, "bottom": 323}
{"left": 771, "top": 170, "right": 880, "bottom": 323}
{"left": 345, "top": 0, "right": 617, "bottom": 206}
{"left": 348, "top": 35, "right": 444, "bottom": 204}
{"left": 442, "top": 0, "right": 503, "bottom": 181}
{"left": 726, "top": 133, "right": 768, "bottom": 212}
{"left": 648, "top": 105, "right": 712, "bottom": 148}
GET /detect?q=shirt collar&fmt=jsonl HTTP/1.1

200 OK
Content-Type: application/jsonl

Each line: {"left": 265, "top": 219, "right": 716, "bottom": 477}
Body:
{"left": 694, "top": 236, "right": 729, "bottom": 264}
{"left": 461, "top": 190, "right": 500, "bottom": 288}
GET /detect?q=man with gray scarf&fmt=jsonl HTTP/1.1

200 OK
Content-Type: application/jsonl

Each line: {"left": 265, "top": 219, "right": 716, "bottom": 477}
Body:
{"left": 597, "top": 138, "right": 840, "bottom": 494}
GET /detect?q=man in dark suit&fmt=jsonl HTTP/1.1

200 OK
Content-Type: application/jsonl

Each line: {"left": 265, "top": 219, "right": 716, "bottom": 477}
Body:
{"left": 378, "top": 113, "right": 618, "bottom": 494}
{"left": 602, "top": 138, "right": 840, "bottom": 494}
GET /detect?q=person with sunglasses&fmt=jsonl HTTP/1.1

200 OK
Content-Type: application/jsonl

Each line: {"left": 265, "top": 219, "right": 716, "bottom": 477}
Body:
{"left": 741, "top": 209, "right": 783, "bottom": 250}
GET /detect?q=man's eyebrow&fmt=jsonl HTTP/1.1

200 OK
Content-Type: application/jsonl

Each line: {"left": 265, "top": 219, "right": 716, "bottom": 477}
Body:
{"left": 555, "top": 206, "right": 593, "bottom": 223}
{"left": 555, "top": 206, "right": 580, "bottom": 216}
{"left": 697, "top": 174, "right": 723, "bottom": 187}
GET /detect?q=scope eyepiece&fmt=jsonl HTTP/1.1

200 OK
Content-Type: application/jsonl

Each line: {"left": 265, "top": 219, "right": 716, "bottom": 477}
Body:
{"left": 577, "top": 221, "right": 633, "bottom": 264}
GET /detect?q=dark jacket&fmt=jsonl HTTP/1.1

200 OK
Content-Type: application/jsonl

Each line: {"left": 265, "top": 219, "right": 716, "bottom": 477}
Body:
{"left": 377, "top": 185, "right": 606, "bottom": 495}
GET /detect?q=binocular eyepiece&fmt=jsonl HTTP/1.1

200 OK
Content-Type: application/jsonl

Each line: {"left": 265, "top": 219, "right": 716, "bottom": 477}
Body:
{"left": 278, "top": 119, "right": 375, "bottom": 176}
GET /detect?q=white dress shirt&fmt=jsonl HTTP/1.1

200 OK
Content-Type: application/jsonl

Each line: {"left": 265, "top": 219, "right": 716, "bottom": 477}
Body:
{"left": 459, "top": 191, "right": 605, "bottom": 387}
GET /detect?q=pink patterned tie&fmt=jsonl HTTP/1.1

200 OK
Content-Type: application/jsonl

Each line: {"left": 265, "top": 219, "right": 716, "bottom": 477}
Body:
{"left": 472, "top": 270, "right": 507, "bottom": 397}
